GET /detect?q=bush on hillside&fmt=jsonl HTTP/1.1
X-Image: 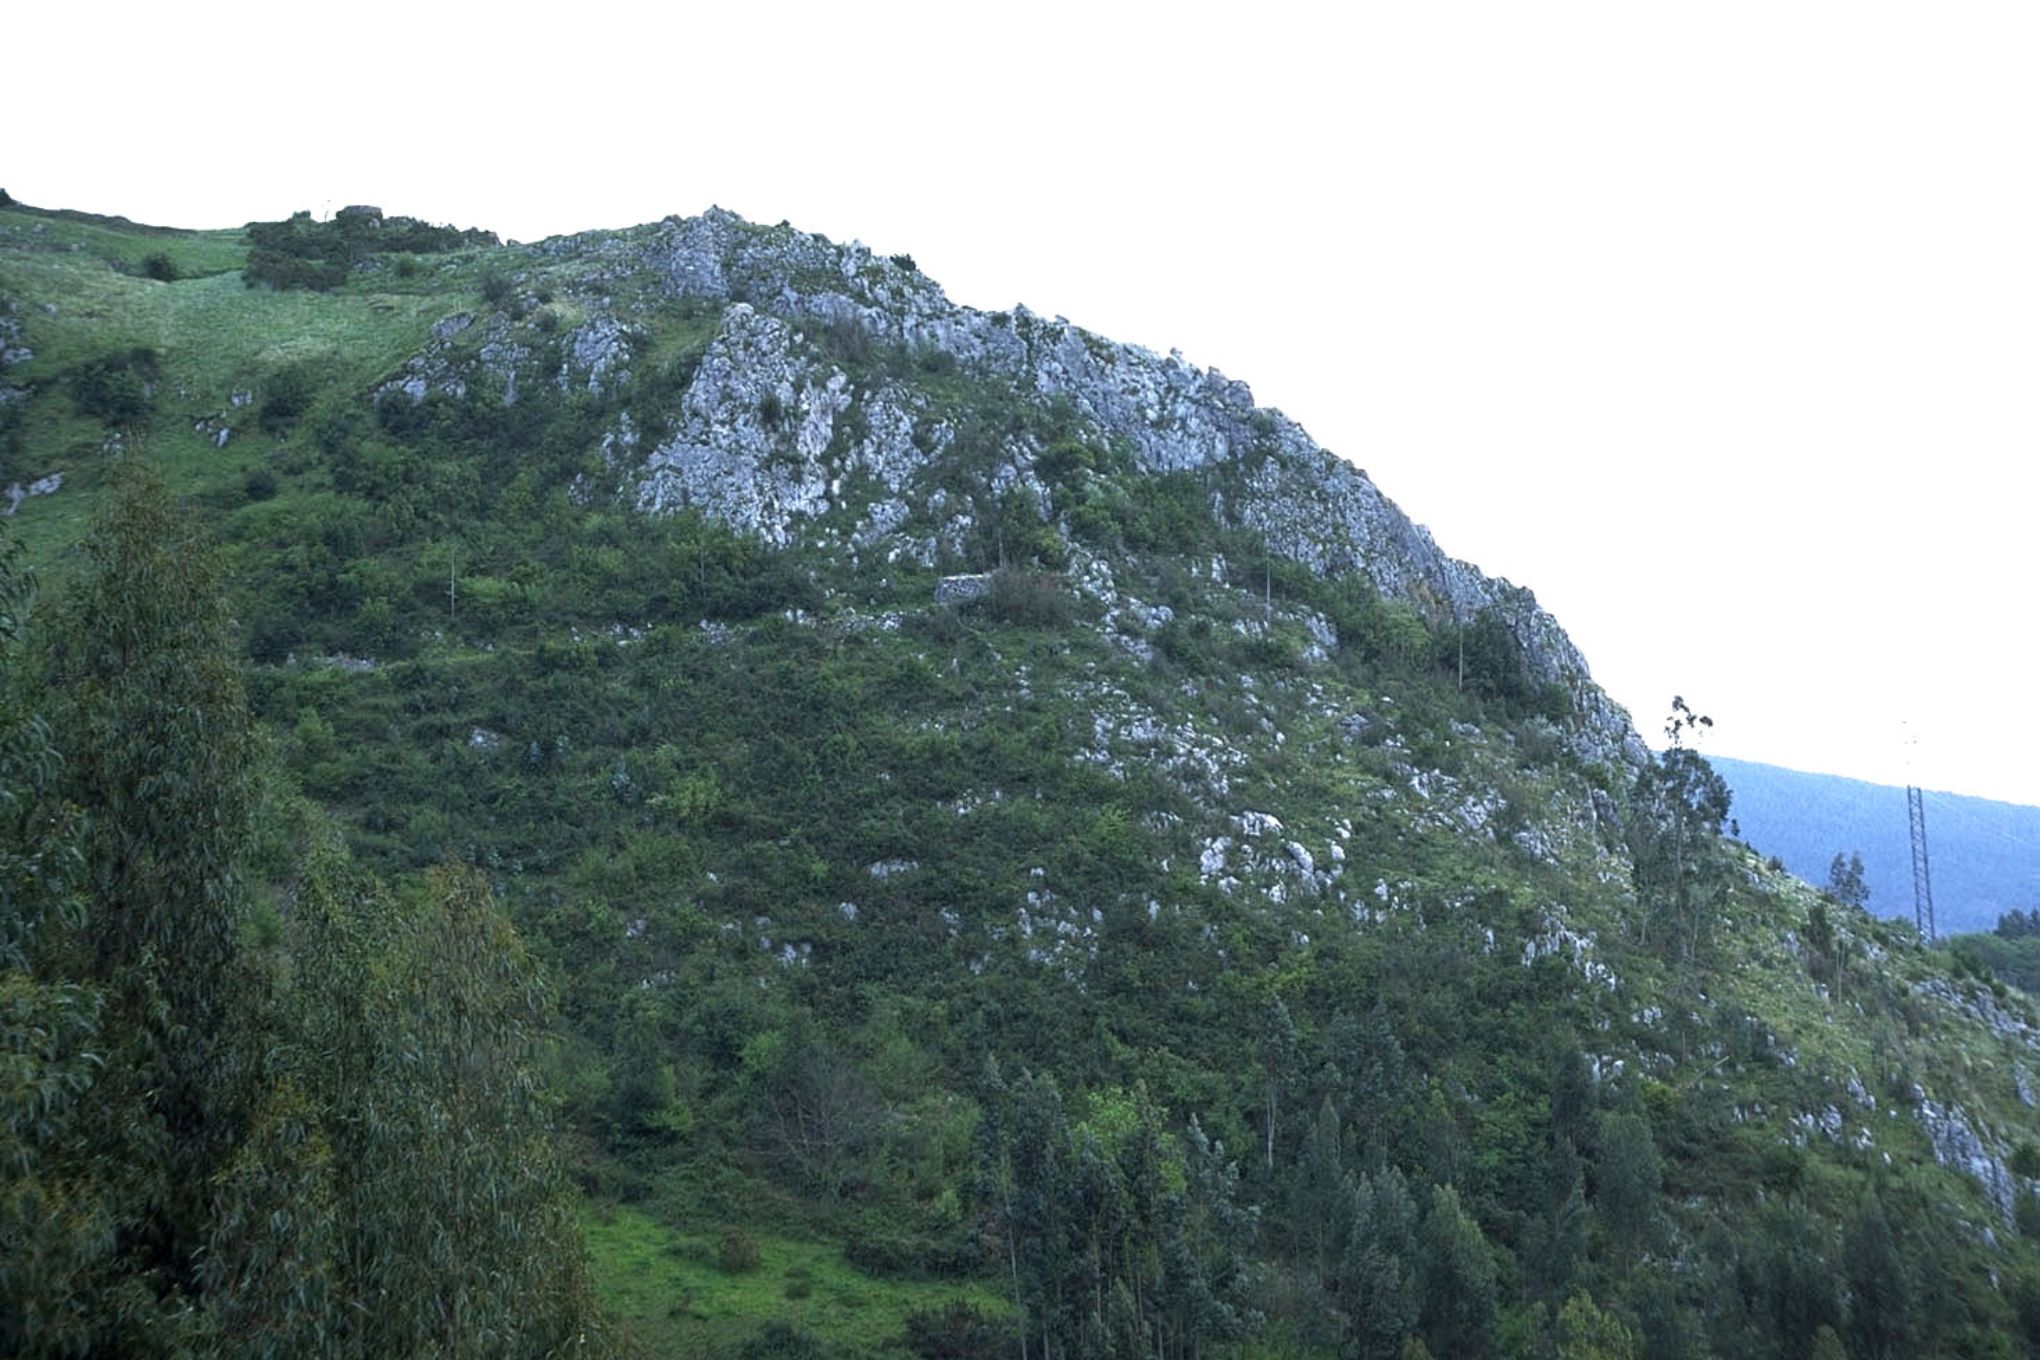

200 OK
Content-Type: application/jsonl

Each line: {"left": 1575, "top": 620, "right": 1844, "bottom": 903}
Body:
{"left": 70, "top": 346, "right": 159, "bottom": 424}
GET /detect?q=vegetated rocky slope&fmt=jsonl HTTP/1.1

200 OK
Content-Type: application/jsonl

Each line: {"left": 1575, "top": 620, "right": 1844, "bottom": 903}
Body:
{"left": 4, "top": 198, "right": 2039, "bottom": 1356}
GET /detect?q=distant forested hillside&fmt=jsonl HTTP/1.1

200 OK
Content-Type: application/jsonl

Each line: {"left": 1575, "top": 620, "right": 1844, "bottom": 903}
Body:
{"left": 1712, "top": 756, "right": 2040, "bottom": 936}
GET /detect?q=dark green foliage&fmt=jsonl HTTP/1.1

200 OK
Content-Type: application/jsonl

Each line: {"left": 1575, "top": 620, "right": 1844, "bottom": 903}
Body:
{"left": 1825, "top": 850, "right": 1870, "bottom": 909}
{"left": 1755, "top": 1203, "right": 1841, "bottom": 1360}
{"left": 245, "top": 208, "right": 495, "bottom": 291}
{"left": 1336, "top": 1167, "right": 1421, "bottom": 1359}
{"left": 719, "top": 1225, "right": 763, "bottom": 1272}
{"left": 479, "top": 269, "right": 516, "bottom": 306}
{"left": 0, "top": 525, "right": 110, "bottom": 1357}
{"left": 1960, "top": 914, "right": 2040, "bottom": 993}
{"left": 1417, "top": 1183, "right": 1498, "bottom": 1358}
{"left": 141, "top": 251, "right": 179, "bottom": 282}
{"left": 1594, "top": 1111, "right": 1662, "bottom": 1263}
{"left": 739, "top": 1320, "right": 834, "bottom": 1360}
{"left": 903, "top": 1300, "right": 1016, "bottom": 1359}
{"left": 1999, "top": 909, "right": 2040, "bottom": 939}
{"left": 1843, "top": 1192, "right": 1913, "bottom": 1360}
{"left": 48, "top": 455, "right": 259, "bottom": 1302}
{"left": 1, "top": 472, "right": 614, "bottom": 1357}
{"left": 1438, "top": 607, "right": 1571, "bottom": 720}
{"left": 1627, "top": 700, "right": 1733, "bottom": 969}
{"left": 977, "top": 1068, "right": 1255, "bottom": 1360}
{"left": 259, "top": 361, "right": 321, "bottom": 433}
{"left": 242, "top": 466, "right": 279, "bottom": 502}
{"left": 983, "top": 567, "right": 1073, "bottom": 626}
{"left": 68, "top": 346, "right": 159, "bottom": 424}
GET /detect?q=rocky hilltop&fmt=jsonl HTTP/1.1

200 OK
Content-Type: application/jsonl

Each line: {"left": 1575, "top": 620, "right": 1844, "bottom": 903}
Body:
{"left": 387, "top": 208, "right": 1642, "bottom": 769}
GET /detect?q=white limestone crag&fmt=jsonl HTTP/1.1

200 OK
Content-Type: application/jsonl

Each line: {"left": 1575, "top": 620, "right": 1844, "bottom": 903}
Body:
{"left": 601, "top": 210, "right": 1641, "bottom": 765}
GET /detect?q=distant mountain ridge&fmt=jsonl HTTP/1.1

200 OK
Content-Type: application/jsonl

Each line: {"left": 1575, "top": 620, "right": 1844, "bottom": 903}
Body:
{"left": 1712, "top": 754, "right": 2040, "bottom": 935}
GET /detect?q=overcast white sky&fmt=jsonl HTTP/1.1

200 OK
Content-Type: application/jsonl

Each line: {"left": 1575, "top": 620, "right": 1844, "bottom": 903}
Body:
{"left": 14, "top": 2, "right": 2040, "bottom": 804}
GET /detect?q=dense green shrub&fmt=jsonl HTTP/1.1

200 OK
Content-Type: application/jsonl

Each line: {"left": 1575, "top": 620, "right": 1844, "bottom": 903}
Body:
{"left": 904, "top": 1301, "right": 1017, "bottom": 1359}
{"left": 983, "top": 568, "right": 1073, "bottom": 626}
{"left": 259, "top": 361, "right": 321, "bottom": 433}
{"left": 245, "top": 208, "right": 495, "bottom": 291}
{"left": 69, "top": 346, "right": 158, "bottom": 423}
{"left": 737, "top": 1321, "right": 834, "bottom": 1360}
{"left": 841, "top": 1226, "right": 977, "bottom": 1279}
{"left": 718, "top": 1224, "right": 762, "bottom": 1272}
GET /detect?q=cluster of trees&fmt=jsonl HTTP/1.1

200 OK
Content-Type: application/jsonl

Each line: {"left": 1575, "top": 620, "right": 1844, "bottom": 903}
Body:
{"left": 244, "top": 208, "right": 497, "bottom": 291}
{"left": 1952, "top": 909, "right": 2040, "bottom": 994}
{"left": 976, "top": 1068, "right": 1257, "bottom": 1360}
{"left": 0, "top": 460, "right": 609, "bottom": 1357}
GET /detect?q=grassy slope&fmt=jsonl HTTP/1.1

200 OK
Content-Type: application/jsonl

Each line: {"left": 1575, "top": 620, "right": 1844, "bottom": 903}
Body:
{"left": 584, "top": 1205, "right": 1010, "bottom": 1359}
{"left": 0, "top": 204, "right": 475, "bottom": 577}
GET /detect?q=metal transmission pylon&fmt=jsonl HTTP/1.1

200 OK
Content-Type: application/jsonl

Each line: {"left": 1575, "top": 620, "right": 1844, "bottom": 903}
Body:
{"left": 1906, "top": 784, "right": 1937, "bottom": 942}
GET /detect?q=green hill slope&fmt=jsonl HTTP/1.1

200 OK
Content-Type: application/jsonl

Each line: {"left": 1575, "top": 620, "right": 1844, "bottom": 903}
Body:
{"left": 5, "top": 199, "right": 2038, "bottom": 1359}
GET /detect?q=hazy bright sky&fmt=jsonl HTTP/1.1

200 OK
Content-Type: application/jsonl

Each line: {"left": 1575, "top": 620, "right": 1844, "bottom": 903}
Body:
{"left": 14, "top": 2, "right": 2040, "bottom": 804}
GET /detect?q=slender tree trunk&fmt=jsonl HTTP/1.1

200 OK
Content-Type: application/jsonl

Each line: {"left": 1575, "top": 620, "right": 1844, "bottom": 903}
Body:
{"left": 1007, "top": 1222, "right": 1027, "bottom": 1360}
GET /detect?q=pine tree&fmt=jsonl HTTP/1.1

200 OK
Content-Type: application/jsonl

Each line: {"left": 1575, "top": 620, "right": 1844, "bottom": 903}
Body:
{"left": 1594, "top": 1111, "right": 1662, "bottom": 1266}
{"left": 1416, "top": 1183, "right": 1497, "bottom": 1358}
{"left": 1842, "top": 1191, "right": 1912, "bottom": 1360}
{"left": 1338, "top": 1168, "right": 1418, "bottom": 1360}
{"left": 1292, "top": 1097, "right": 1346, "bottom": 1276}
{"left": 1555, "top": 1291, "right": 1636, "bottom": 1360}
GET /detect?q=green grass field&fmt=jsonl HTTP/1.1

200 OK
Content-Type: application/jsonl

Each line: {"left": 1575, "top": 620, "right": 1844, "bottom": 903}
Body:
{"left": 2, "top": 209, "right": 476, "bottom": 579}
{"left": 582, "top": 1203, "right": 1011, "bottom": 1359}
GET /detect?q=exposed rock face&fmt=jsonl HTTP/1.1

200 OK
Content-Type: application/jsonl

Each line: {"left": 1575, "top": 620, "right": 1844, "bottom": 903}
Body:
{"left": 0, "top": 293, "right": 31, "bottom": 408}
{"left": 1917, "top": 1096, "right": 2019, "bottom": 1222}
{"left": 934, "top": 573, "right": 992, "bottom": 606}
{"left": 638, "top": 305, "right": 871, "bottom": 546}
{"left": 563, "top": 312, "right": 632, "bottom": 394}
{"left": 3, "top": 471, "right": 60, "bottom": 517}
{"left": 498, "top": 210, "right": 1642, "bottom": 763}
{"left": 611, "top": 211, "right": 1639, "bottom": 764}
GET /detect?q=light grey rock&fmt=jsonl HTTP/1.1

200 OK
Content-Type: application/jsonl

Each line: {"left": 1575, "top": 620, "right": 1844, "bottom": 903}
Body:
{"left": 1590, "top": 788, "right": 1623, "bottom": 836}
{"left": 935, "top": 573, "right": 992, "bottom": 605}
{"left": 2, "top": 471, "right": 61, "bottom": 518}
{"left": 1918, "top": 1097, "right": 2018, "bottom": 1221}
{"left": 431, "top": 210, "right": 1656, "bottom": 767}
{"left": 612, "top": 212, "right": 1641, "bottom": 763}
{"left": 563, "top": 312, "right": 632, "bottom": 393}
{"left": 867, "top": 857, "right": 918, "bottom": 880}
{"left": 636, "top": 305, "right": 866, "bottom": 545}
{"left": 1234, "top": 810, "right": 1284, "bottom": 838}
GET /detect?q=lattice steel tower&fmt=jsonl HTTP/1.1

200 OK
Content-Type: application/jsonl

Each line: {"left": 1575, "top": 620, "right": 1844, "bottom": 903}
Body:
{"left": 1906, "top": 784, "right": 1937, "bottom": 943}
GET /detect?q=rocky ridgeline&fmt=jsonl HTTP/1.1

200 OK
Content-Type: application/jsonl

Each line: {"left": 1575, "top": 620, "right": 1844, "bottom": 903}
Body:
{"left": 396, "top": 209, "right": 1644, "bottom": 767}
